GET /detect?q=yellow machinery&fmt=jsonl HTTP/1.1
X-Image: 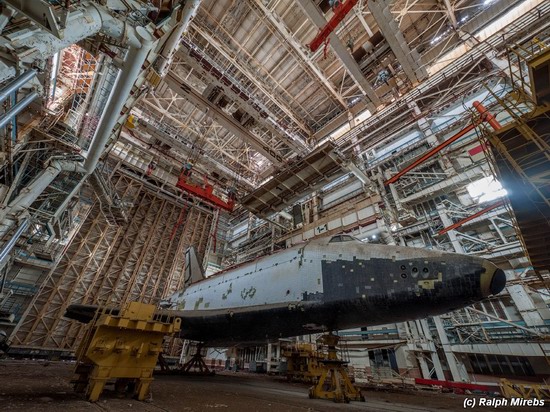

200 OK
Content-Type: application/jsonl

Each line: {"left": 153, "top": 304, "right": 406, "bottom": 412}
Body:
{"left": 500, "top": 379, "right": 550, "bottom": 400}
{"left": 72, "top": 302, "right": 180, "bottom": 402}
{"left": 282, "top": 342, "right": 325, "bottom": 383}
{"left": 308, "top": 333, "right": 365, "bottom": 403}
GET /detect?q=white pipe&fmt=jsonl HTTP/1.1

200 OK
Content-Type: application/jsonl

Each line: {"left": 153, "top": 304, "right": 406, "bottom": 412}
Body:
{"left": 0, "top": 69, "right": 36, "bottom": 103}
{"left": 157, "top": 0, "right": 201, "bottom": 76}
{"left": 84, "top": 27, "right": 156, "bottom": 173}
{"left": 0, "top": 7, "right": 15, "bottom": 33}
{"left": 87, "top": 3, "right": 140, "bottom": 47}
{"left": 14, "top": 7, "right": 102, "bottom": 61}
{"left": 0, "top": 91, "right": 38, "bottom": 128}
{"left": 0, "top": 218, "right": 28, "bottom": 266}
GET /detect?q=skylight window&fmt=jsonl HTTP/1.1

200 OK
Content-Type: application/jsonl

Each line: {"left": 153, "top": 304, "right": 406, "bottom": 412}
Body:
{"left": 467, "top": 176, "right": 507, "bottom": 203}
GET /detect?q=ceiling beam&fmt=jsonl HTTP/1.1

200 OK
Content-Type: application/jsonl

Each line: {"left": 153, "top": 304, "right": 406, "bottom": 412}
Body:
{"left": 294, "top": 0, "right": 380, "bottom": 109}
{"left": 367, "top": 0, "right": 428, "bottom": 83}
{"left": 139, "top": 99, "right": 260, "bottom": 176}
{"left": 250, "top": 0, "right": 348, "bottom": 109}
{"left": 134, "top": 121, "right": 257, "bottom": 190}
{"left": 174, "top": 48, "right": 307, "bottom": 154}
{"left": 192, "top": 24, "right": 313, "bottom": 136}
{"left": 163, "top": 71, "right": 285, "bottom": 166}
{"left": 442, "top": 0, "right": 458, "bottom": 28}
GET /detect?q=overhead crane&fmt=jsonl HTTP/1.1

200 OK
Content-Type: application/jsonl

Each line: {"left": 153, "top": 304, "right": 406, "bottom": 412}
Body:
{"left": 176, "top": 166, "right": 236, "bottom": 212}
{"left": 308, "top": 0, "right": 359, "bottom": 53}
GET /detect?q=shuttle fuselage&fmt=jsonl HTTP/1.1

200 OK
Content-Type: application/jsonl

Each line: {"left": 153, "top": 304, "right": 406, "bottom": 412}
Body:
{"left": 160, "top": 235, "right": 505, "bottom": 345}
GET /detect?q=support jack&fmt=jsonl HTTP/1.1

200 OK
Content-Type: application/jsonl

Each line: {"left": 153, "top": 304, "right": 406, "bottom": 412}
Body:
{"left": 308, "top": 333, "right": 365, "bottom": 403}
{"left": 181, "top": 342, "right": 215, "bottom": 375}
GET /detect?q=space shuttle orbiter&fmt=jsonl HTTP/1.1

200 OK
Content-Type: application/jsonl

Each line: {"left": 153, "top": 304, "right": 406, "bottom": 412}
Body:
{"left": 66, "top": 234, "right": 506, "bottom": 345}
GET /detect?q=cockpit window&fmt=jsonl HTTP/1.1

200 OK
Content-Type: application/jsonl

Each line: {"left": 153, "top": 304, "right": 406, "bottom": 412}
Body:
{"left": 329, "top": 235, "right": 357, "bottom": 243}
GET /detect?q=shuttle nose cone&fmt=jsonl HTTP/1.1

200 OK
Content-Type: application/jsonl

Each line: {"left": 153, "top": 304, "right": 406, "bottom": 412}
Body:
{"left": 490, "top": 268, "right": 506, "bottom": 295}
{"left": 480, "top": 260, "right": 506, "bottom": 297}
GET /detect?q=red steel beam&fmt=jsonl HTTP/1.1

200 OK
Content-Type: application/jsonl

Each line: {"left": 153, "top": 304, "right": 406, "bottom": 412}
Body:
{"left": 384, "top": 102, "right": 502, "bottom": 186}
{"left": 473, "top": 100, "right": 502, "bottom": 130}
{"left": 308, "top": 0, "right": 359, "bottom": 52}
{"left": 384, "top": 121, "right": 481, "bottom": 186}
{"left": 438, "top": 199, "right": 505, "bottom": 235}
{"left": 415, "top": 378, "right": 495, "bottom": 392}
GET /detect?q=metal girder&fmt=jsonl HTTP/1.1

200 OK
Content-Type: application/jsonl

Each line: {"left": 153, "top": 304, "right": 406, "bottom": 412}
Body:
{"left": 174, "top": 46, "right": 307, "bottom": 154}
{"left": 442, "top": 0, "right": 458, "bottom": 28}
{"left": 384, "top": 121, "right": 480, "bottom": 185}
{"left": 354, "top": 1, "right": 374, "bottom": 37}
{"left": 295, "top": 0, "right": 380, "bottom": 107}
{"left": 336, "top": 1, "right": 550, "bottom": 155}
{"left": 308, "top": 0, "right": 359, "bottom": 52}
{"left": 12, "top": 173, "right": 213, "bottom": 351}
{"left": 133, "top": 121, "right": 257, "bottom": 190}
{"left": 163, "top": 71, "right": 285, "bottom": 166}
{"left": 438, "top": 200, "right": 506, "bottom": 235}
{"left": 192, "top": 25, "right": 313, "bottom": 136}
{"left": 250, "top": 0, "right": 348, "bottom": 109}
{"left": 241, "top": 142, "right": 348, "bottom": 218}
{"left": 139, "top": 98, "right": 260, "bottom": 177}
{"left": 367, "top": 0, "right": 427, "bottom": 83}
{"left": 4, "top": 0, "right": 67, "bottom": 39}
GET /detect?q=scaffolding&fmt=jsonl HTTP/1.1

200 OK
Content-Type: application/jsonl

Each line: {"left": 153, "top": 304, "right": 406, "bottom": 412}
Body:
{"left": 477, "top": 43, "right": 550, "bottom": 275}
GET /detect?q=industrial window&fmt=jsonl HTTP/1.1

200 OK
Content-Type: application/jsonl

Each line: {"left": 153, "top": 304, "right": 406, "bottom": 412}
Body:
{"left": 468, "top": 354, "right": 534, "bottom": 377}
{"left": 368, "top": 348, "right": 399, "bottom": 373}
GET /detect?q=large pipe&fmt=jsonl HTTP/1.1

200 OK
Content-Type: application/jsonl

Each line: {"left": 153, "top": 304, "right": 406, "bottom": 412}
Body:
{"left": 84, "top": 27, "right": 156, "bottom": 173}
{"left": 0, "top": 218, "right": 28, "bottom": 266}
{"left": 473, "top": 101, "right": 502, "bottom": 130}
{"left": 157, "top": 0, "right": 201, "bottom": 76}
{"left": 0, "top": 69, "right": 36, "bottom": 104}
{"left": 0, "top": 91, "right": 38, "bottom": 128}
{"left": 0, "top": 3, "right": 139, "bottom": 83}
{"left": 0, "top": 160, "right": 85, "bottom": 239}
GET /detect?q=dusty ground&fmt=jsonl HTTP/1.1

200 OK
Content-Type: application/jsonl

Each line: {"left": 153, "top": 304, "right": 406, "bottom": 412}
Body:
{"left": 0, "top": 360, "right": 542, "bottom": 411}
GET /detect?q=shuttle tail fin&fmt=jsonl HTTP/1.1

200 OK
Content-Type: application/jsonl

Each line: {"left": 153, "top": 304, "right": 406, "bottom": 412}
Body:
{"left": 184, "top": 247, "right": 205, "bottom": 286}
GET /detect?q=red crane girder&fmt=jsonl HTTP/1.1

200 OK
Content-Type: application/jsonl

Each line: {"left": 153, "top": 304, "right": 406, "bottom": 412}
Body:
{"left": 308, "top": 0, "right": 359, "bottom": 52}
{"left": 384, "top": 101, "right": 502, "bottom": 186}
{"left": 384, "top": 121, "right": 481, "bottom": 186}
{"left": 438, "top": 199, "right": 506, "bottom": 235}
{"left": 176, "top": 174, "right": 235, "bottom": 212}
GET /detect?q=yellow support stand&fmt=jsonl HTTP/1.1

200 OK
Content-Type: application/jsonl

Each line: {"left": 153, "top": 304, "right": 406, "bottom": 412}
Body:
{"left": 308, "top": 333, "right": 365, "bottom": 403}
{"left": 72, "top": 302, "right": 180, "bottom": 402}
{"left": 500, "top": 379, "right": 550, "bottom": 400}
{"left": 282, "top": 342, "right": 325, "bottom": 383}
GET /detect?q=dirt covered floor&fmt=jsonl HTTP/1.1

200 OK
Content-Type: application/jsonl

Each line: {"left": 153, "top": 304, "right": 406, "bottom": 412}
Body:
{"left": 0, "top": 360, "right": 540, "bottom": 411}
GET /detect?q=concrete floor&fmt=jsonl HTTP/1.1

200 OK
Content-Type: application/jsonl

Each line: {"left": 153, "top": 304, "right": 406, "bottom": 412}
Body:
{"left": 0, "top": 360, "right": 529, "bottom": 411}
